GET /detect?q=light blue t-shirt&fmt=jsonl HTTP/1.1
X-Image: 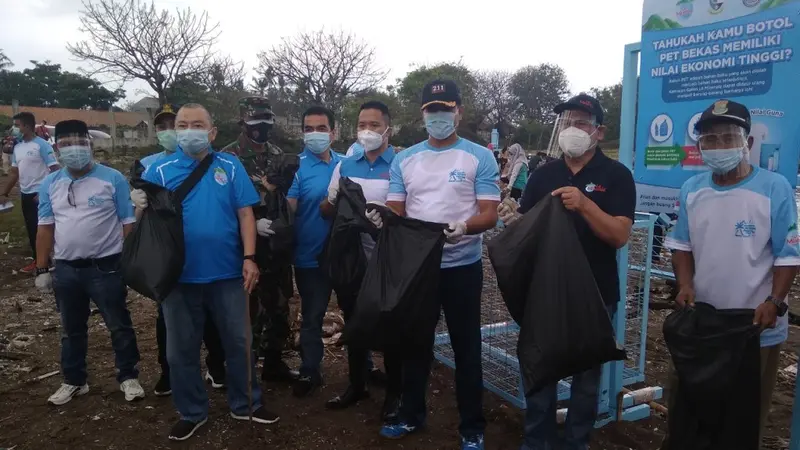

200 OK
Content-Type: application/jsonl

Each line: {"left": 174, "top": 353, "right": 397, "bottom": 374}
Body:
{"left": 387, "top": 137, "right": 501, "bottom": 268}
{"left": 288, "top": 149, "right": 343, "bottom": 268}
{"left": 11, "top": 136, "right": 58, "bottom": 194}
{"left": 665, "top": 167, "right": 800, "bottom": 347}
{"left": 143, "top": 149, "right": 260, "bottom": 283}
{"left": 38, "top": 164, "right": 135, "bottom": 260}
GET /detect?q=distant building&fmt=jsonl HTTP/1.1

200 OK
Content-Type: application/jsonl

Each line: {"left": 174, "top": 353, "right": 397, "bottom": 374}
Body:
{"left": 0, "top": 105, "right": 148, "bottom": 129}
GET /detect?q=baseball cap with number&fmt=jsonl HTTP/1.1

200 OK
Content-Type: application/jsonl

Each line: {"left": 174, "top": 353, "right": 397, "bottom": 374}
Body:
{"left": 421, "top": 79, "right": 462, "bottom": 110}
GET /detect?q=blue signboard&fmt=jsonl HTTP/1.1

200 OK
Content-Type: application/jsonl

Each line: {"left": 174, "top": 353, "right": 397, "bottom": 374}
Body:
{"left": 635, "top": 0, "right": 800, "bottom": 213}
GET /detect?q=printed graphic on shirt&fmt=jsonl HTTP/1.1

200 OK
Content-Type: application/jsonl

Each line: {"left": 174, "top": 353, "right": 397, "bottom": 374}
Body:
{"left": 214, "top": 167, "right": 228, "bottom": 186}
{"left": 734, "top": 220, "right": 756, "bottom": 238}
{"left": 585, "top": 182, "right": 607, "bottom": 193}
{"left": 449, "top": 169, "right": 466, "bottom": 183}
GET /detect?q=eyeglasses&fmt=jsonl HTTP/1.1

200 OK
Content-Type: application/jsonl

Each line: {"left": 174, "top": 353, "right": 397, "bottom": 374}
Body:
{"left": 67, "top": 181, "right": 76, "bottom": 208}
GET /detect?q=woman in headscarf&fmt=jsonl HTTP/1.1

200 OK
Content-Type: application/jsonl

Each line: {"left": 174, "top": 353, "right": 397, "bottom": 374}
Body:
{"left": 501, "top": 143, "right": 529, "bottom": 201}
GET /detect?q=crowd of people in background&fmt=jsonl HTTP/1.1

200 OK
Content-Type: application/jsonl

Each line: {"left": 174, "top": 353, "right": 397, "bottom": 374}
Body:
{"left": 0, "top": 77, "right": 796, "bottom": 450}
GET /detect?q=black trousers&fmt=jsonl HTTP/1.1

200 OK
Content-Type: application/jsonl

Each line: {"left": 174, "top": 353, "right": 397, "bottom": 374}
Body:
{"left": 156, "top": 303, "right": 225, "bottom": 377}
{"left": 21, "top": 192, "right": 39, "bottom": 260}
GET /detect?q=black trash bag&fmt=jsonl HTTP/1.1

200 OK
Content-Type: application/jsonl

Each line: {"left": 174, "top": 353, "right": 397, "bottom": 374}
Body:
{"left": 487, "top": 195, "right": 625, "bottom": 396}
{"left": 318, "top": 178, "right": 379, "bottom": 301}
{"left": 254, "top": 190, "right": 295, "bottom": 273}
{"left": 340, "top": 204, "right": 446, "bottom": 354}
{"left": 122, "top": 162, "right": 185, "bottom": 302}
{"left": 662, "top": 303, "right": 760, "bottom": 450}
{"left": 122, "top": 155, "right": 212, "bottom": 302}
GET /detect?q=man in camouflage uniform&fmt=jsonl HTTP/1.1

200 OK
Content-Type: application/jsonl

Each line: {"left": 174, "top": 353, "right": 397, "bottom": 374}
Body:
{"left": 222, "top": 96, "right": 297, "bottom": 382}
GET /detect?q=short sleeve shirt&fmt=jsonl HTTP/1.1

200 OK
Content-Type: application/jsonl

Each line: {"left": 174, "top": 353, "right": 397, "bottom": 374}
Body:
{"left": 329, "top": 146, "right": 394, "bottom": 258}
{"left": 519, "top": 149, "right": 637, "bottom": 306}
{"left": 665, "top": 167, "right": 800, "bottom": 347}
{"left": 12, "top": 137, "right": 58, "bottom": 194}
{"left": 288, "top": 149, "right": 343, "bottom": 268}
{"left": 143, "top": 150, "right": 260, "bottom": 283}
{"left": 38, "top": 164, "right": 135, "bottom": 260}
{"left": 139, "top": 150, "right": 169, "bottom": 172}
{"left": 387, "top": 138, "right": 501, "bottom": 268}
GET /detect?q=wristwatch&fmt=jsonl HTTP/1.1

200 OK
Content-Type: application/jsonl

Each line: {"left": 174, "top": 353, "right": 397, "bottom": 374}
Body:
{"left": 766, "top": 295, "right": 789, "bottom": 317}
{"left": 244, "top": 255, "right": 256, "bottom": 262}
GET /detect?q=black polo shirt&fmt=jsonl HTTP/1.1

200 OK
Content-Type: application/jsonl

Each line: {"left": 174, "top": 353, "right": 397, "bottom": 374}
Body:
{"left": 518, "top": 148, "right": 636, "bottom": 306}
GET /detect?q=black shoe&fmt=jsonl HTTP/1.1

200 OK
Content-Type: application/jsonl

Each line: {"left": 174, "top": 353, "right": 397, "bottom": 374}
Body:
{"left": 168, "top": 418, "right": 207, "bottom": 441}
{"left": 381, "top": 392, "right": 401, "bottom": 423}
{"left": 326, "top": 385, "right": 369, "bottom": 410}
{"left": 205, "top": 370, "right": 225, "bottom": 389}
{"left": 292, "top": 375, "right": 321, "bottom": 398}
{"left": 230, "top": 406, "right": 280, "bottom": 425}
{"left": 153, "top": 373, "right": 171, "bottom": 397}
{"left": 369, "top": 368, "right": 388, "bottom": 387}
{"left": 262, "top": 359, "right": 299, "bottom": 383}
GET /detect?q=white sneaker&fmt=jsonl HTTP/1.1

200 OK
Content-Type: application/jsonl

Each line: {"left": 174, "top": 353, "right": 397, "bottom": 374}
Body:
{"left": 120, "top": 379, "right": 146, "bottom": 402}
{"left": 48, "top": 383, "right": 89, "bottom": 406}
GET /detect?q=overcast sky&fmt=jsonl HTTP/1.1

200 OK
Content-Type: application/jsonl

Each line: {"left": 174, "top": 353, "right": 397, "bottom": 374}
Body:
{"left": 1, "top": 0, "right": 644, "bottom": 104}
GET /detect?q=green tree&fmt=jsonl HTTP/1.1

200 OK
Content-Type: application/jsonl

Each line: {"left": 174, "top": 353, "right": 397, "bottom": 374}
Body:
{"left": 510, "top": 63, "right": 570, "bottom": 124}
{"left": 395, "top": 62, "right": 479, "bottom": 131}
{"left": 0, "top": 61, "right": 124, "bottom": 109}
{"left": 340, "top": 90, "right": 400, "bottom": 141}
{"left": 0, "top": 49, "right": 12, "bottom": 70}
{"left": 590, "top": 82, "right": 623, "bottom": 142}
{"left": 166, "top": 56, "right": 247, "bottom": 123}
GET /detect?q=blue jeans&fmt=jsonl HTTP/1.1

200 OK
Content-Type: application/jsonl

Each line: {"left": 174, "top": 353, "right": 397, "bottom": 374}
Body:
{"left": 161, "top": 278, "right": 263, "bottom": 422}
{"left": 53, "top": 254, "right": 140, "bottom": 386}
{"left": 521, "top": 305, "right": 616, "bottom": 450}
{"left": 400, "top": 261, "right": 486, "bottom": 438}
{"left": 295, "top": 267, "right": 333, "bottom": 379}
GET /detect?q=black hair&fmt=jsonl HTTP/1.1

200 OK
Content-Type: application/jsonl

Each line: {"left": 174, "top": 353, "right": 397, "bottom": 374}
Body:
{"left": 302, "top": 106, "right": 335, "bottom": 130}
{"left": 13, "top": 112, "right": 35, "bottom": 129}
{"left": 359, "top": 101, "right": 392, "bottom": 125}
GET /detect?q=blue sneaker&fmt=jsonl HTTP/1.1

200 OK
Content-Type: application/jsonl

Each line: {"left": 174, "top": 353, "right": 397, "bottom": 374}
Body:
{"left": 379, "top": 422, "right": 417, "bottom": 439}
{"left": 461, "top": 434, "right": 485, "bottom": 450}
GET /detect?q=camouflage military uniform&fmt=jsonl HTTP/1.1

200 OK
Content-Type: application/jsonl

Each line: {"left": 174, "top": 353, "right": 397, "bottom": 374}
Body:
{"left": 222, "top": 97, "right": 296, "bottom": 375}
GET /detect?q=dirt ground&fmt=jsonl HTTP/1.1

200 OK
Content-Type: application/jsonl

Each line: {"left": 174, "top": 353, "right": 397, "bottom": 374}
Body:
{"left": 0, "top": 230, "right": 797, "bottom": 449}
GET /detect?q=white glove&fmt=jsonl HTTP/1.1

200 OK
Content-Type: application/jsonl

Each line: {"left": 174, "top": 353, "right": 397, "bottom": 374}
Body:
{"left": 444, "top": 221, "right": 468, "bottom": 244}
{"left": 130, "top": 189, "right": 148, "bottom": 209}
{"left": 365, "top": 202, "right": 384, "bottom": 229}
{"left": 497, "top": 198, "right": 520, "bottom": 225}
{"left": 256, "top": 218, "right": 275, "bottom": 237}
{"left": 35, "top": 272, "right": 53, "bottom": 294}
{"left": 327, "top": 184, "right": 339, "bottom": 206}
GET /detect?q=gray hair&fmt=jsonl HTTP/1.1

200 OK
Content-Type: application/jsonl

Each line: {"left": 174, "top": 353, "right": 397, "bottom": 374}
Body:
{"left": 179, "top": 103, "right": 214, "bottom": 125}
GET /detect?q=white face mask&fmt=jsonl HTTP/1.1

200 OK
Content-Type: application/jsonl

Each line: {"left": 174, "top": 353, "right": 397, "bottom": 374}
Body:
{"left": 357, "top": 128, "right": 387, "bottom": 152}
{"left": 558, "top": 127, "right": 594, "bottom": 158}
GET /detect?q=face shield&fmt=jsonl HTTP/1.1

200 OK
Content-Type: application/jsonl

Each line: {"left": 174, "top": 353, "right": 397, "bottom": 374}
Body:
{"left": 545, "top": 110, "right": 599, "bottom": 159}
{"left": 56, "top": 133, "right": 93, "bottom": 170}
{"left": 697, "top": 123, "right": 748, "bottom": 174}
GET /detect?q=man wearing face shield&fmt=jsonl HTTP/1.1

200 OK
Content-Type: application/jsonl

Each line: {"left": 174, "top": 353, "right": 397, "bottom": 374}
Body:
{"left": 364, "top": 80, "right": 500, "bottom": 450}
{"left": 35, "top": 120, "right": 145, "bottom": 406}
{"left": 134, "top": 104, "right": 278, "bottom": 441}
{"left": 663, "top": 100, "right": 799, "bottom": 449}
{"left": 139, "top": 104, "right": 180, "bottom": 171}
{"left": 221, "top": 96, "right": 298, "bottom": 383}
{"left": 498, "top": 94, "right": 636, "bottom": 450}
{"left": 319, "top": 100, "right": 400, "bottom": 420}
{"left": 285, "top": 105, "right": 343, "bottom": 398}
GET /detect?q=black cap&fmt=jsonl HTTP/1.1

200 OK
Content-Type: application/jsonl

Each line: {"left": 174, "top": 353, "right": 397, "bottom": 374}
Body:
{"left": 55, "top": 120, "right": 89, "bottom": 139}
{"left": 421, "top": 79, "right": 462, "bottom": 110}
{"left": 154, "top": 103, "right": 179, "bottom": 124}
{"left": 694, "top": 99, "right": 751, "bottom": 134}
{"left": 554, "top": 94, "right": 605, "bottom": 125}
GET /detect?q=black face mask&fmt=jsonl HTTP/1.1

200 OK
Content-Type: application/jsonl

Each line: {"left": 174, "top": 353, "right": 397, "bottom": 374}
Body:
{"left": 246, "top": 123, "right": 272, "bottom": 144}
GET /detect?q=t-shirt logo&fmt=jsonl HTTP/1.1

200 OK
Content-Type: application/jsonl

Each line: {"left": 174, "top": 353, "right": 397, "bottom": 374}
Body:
{"left": 87, "top": 195, "right": 105, "bottom": 207}
{"left": 787, "top": 223, "right": 800, "bottom": 246}
{"left": 448, "top": 169, "right": 466, "bottom": 183}
{"left": 734, "top": 220, "right": 756, "bottom": 238}
{"left": 26, "top": 150, "right": 37, "bottom": 158}
{"left": 584, "top": 182, "right": 607, "bottom": 193}
{"left": 214, "top": 167, "right": 228, "bottom": 186}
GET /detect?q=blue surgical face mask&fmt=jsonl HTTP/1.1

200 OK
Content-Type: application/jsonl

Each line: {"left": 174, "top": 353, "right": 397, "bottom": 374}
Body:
{"left": 424, "top": 111, "right": 457, "bottom": 140}
{"left": 59, "top": 145, "right": 92, "bottom": 170}
{"left": 10, "top": 126, "right": 22, "bottom": 140}
{"left": 177, "top": 129, "right": 210, "bottom": 156}
{"left": 304, "top": 132, "right": 331, "bottom": 154}
{"left": 157, "top": 130, "right": 178, "bottom": 153}
{"left": 701, "top": 147, "right": 745, "bottom": 174}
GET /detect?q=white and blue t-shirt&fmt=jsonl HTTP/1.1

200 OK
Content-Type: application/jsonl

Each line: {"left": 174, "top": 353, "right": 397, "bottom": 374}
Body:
{"left": 665, "top": 166, "right": 800, "bottom": 347}
{"left": 38, "top": 164, "right": 135, "bottom": 260}
{"left": 329, "top": 146, "right": 394, "bottom": 258}
{"left": 11, "top": 137, "right": 58, "bottom": 194}
{"left": 387, "top": 137, "right": 501, "bottom": 268}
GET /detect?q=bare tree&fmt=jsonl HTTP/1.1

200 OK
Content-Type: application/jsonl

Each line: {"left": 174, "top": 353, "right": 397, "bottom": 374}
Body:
{"left": 0, "top": 49, "right": 12, "bottom": 70}
{"left": 256, "top": 29, "right": 388, "bottom": 113}
{"left": 67, "top": 0, "right": 220, "bottom": 104}
{"left": 474, "top": 70, "right": 518, "bottom": 129}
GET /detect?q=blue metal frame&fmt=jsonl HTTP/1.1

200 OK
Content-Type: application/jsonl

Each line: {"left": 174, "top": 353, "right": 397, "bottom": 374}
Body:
{"left": 792, "top": 361, "right": 800, "bottom": 450}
